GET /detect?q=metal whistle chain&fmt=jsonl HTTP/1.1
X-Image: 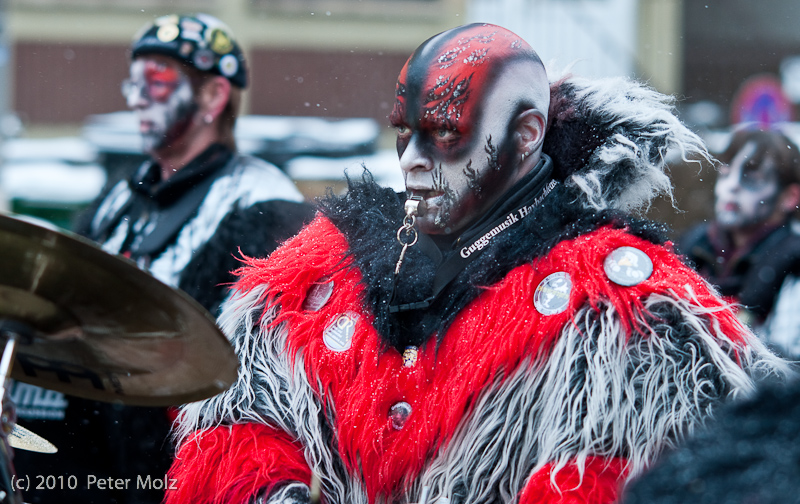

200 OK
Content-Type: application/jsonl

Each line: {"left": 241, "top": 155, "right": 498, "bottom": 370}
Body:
{"left": 394, "top": 197, "right": 422, "bottom": 275}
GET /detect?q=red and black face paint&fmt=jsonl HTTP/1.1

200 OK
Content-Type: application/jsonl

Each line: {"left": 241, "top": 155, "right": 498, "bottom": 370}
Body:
{"left": 143, "top": 61, "right": 181, "bottom": 102}
{"left": 390, "top": 23, "right": 541, "bottom": 160}
{"left": 122, "top": 60, "right": 182, "bottom": 104}
{"left": 124, "top": 57, "right": 197, "bottom": 153}
{"left": 392, "top": 24, "right": 548, "bottom": 235}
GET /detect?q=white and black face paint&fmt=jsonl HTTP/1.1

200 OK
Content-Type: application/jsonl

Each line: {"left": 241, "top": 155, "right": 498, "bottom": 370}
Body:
{"left": 396, "top": 124, "right": 513, "bottom": 235}
{"left": 123, "top": 58, "right": 197, "bottom": 153}
{"left": 714, "top": 141, "right": 782, "bottom": 229}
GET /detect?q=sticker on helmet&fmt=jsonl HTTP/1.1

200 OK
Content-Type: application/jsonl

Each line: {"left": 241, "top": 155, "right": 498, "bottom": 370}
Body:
{"left": 180, "top": 19, "right": 204, "bottom": 34}
{"left": 193, "top": 49, "right": 215, "bottom": 71}
{"left": 156, "top": 24, "right": 180, "bottom": 43}
{"left": 219, "top": 54, "right": 239, "bottom": 77}
{"left": 209, "top": 28, "right": 234, "bottom": 54}
{"left": 178, "top": 41, "right": 194, "bottom": 57}
{"left": 180, "top": 29, "right": 203, "bottom": 43}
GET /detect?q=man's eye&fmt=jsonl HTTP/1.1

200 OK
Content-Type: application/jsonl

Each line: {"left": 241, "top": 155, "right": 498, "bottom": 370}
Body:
{"left": 743, "top": 159, "right": 759, "bottom": 172}
{"left": 742, "top": 171, "right": 765, "bottom": 185}
{"left": 435, "top": 129, "right": 457, "bottom": 141}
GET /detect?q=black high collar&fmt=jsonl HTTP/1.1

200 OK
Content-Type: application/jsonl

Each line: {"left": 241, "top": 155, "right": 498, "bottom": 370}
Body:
{"left": 389, "top": 157, "right": 557, "bottom": 314}
{"left": 131, "top": 143, "right": 233, "bottom": 206}
{"left": 318, "top": 169, "right": 670, "bottom": 351}
{"left": 445, "top": 155, "right": 554, "bottom": 254}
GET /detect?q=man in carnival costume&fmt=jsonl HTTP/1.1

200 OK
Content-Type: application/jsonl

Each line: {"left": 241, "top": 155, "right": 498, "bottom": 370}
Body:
{"left": 79, "top": 13, "right": 312, "bottom": 314}
{"left": 166, "top": 24, "right": 789, "bottom": 504}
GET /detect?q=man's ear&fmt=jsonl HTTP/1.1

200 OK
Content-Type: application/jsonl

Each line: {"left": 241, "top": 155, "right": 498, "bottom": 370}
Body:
{"left": 514, "top": 109, "right": 547, "bottom": 158}
{"left": 198, "top": 76, "right": 232, "bottom": 121}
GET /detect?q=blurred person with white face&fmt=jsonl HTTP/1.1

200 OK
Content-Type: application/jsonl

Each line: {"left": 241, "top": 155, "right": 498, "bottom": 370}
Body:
{"left": 77, "top": 12, "right": 314, "bottom": 313}
{"left": 715, "top": 136, "right": 792, "bottom": 233}
{"left": 682, "top": 127, "right": 800, "bottom": 358}
{"left": 13, "top": 14, "right": 313, "bottom": 504}
{"left": 125, "top": 55, "right": 198, "bottom": 155}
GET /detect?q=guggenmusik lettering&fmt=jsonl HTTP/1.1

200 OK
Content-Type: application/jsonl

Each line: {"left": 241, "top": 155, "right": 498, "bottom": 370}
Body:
{"left": 460, "top": 179, "right": 557, "bottom": 258}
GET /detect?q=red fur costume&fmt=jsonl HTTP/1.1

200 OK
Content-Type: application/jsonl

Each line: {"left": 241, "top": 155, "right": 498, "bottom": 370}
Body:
{"left": 167, "top": 216, "right": 783, "bottom": 504}
{"left": 166, "top": 24, "right": 789, "bottom": 504}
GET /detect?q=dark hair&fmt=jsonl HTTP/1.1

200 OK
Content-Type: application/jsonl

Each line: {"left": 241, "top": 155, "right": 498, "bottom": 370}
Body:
{"left": 718, "top": 128, "right": 800, "bottom": 187}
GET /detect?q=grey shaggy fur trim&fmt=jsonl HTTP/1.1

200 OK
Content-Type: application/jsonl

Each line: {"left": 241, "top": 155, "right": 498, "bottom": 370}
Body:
{"left": 253, "top": 482, "right": 310, "bottom": 504}
{"left": 176, "top": 286, "right": 369, "bottom": 504}
{"left": 553, "top": 75, "right": 709, "bottom": 213}
{"left": 403, "top": 290, "right": 788, "bottom": 504}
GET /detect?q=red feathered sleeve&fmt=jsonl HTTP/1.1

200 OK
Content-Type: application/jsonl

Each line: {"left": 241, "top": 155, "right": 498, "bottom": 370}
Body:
{"left": 165, "top": 423, "right": 311, "bottom": 504}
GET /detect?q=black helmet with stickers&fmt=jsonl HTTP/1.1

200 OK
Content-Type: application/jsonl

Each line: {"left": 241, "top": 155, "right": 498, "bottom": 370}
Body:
{"left": 131, "top": 13, "right": 248, "bottom": 88}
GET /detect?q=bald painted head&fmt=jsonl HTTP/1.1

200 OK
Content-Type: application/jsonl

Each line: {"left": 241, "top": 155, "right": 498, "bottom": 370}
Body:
{"left": 390, "top": 23, "right": 550, "bottom": 235}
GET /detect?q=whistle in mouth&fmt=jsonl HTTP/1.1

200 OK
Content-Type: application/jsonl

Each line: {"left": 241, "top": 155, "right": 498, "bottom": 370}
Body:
{"left": 404, "top": 195, "right": 427, "bottom": 217}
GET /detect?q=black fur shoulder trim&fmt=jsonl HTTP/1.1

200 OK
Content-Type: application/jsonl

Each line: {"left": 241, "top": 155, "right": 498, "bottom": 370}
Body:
{"left": 318, "top": 171, "right": 671, "bottom": 351}
{"left": 180, "top": 199, "right": 315, "bottom": 315}
{"left": 543, "top": 76, "right": 708, "bottom": 213}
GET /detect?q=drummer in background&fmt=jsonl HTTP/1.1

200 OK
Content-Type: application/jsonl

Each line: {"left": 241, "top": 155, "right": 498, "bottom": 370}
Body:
{"left": 12, "top": 13, "right": 314, "bottom": 504}
{"left": 80, "top": 13, "right": 313, "bottom": 314}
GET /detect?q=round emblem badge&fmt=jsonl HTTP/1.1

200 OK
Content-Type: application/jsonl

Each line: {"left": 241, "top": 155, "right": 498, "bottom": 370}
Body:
{"left": 208, "top": 28, "right": 234, "bottom": 54}
{"left": 156, "top": 24, "right": 180, "bottom": 43}
{"left": 219, "top": 54, "right": 239, "bottom": 77}
{"left": 180, "top": 19, "right": 204, "bottom": 34}
{"left": 603, "top": 246, "right": 653, "bottom": 286}
{"left": 389, "top": 401, "right": 412, "bottom": 430}
{"left": 192, "top": 49, "right": 215, "bottom": 71}
{"left": 303, "top": 281, "right": 334, "bottom": 312}
{"left": 323, "top": 312, "right": 358, "bottom": 352}
{"left": 533, "top": 272, "right": 572, "bottom": 316}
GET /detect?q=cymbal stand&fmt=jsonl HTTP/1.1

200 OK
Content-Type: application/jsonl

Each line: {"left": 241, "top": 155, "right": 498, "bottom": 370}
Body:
{"left": 0, "top": 321, "right": 27, "bottom": 504}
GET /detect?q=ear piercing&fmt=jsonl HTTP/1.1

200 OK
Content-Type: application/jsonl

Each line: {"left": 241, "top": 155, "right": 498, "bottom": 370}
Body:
{"left": 203, "top": 114, "right": 214, "bottom": 124}
{"left": 520, "top": 151, "right": 529, "bottom": 162}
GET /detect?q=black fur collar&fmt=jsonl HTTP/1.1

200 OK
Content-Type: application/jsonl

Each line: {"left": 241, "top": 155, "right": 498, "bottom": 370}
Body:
{"left": 318, "top": 171, "right": 670, "bottom": 352}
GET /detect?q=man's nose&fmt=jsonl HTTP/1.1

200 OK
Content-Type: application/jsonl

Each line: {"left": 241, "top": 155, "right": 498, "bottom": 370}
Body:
{"left": 725, "top": 176, "right": 744, "bottom": 193}
{"left": 399, "top": 136, "right": 433, "bottom": 174}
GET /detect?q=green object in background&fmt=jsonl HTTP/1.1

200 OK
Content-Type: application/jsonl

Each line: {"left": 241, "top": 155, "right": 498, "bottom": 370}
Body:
{"left": 10, "top": 199, "right": 88, "bottom": 231}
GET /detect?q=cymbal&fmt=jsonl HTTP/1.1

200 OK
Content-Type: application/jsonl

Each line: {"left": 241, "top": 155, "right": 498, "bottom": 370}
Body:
{"left": 8, "top": 425, "right": 57, "bottom": 454}
{"left": 0, "top": 213, "right": 238, "bottom": 406}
